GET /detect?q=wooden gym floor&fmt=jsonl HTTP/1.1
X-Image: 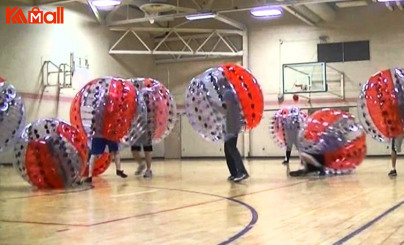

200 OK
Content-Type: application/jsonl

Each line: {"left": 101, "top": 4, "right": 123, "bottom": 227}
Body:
{"left": 0, "top": 158, "right": 403, "bottom": 245}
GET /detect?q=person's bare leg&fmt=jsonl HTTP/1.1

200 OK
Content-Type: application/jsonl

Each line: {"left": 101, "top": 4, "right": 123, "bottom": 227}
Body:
{"left": 82, "top": 155, "right": 99, "bottom": 183}
{"left": 143, "top": 151, "right": 153, "bottom": 178}
{"left": 133, "top": 150, "right": 146, "bottom": 175}
{"left": 388, "top": 150, "right": 398, "bottom": 177}
{"left": 145, "top": 152, "right": 152, "bottom": 170}
{"left": 132, "top": 150, "right": 142, "bottom": 165}
{"left": 88, "top": 155, "right": 98, "bottom": 178}
{"left": 392, "top": 150, "right": 397, "bottom": 170}
{"left": 114, "top": 152, "right": 127, "bottom": 178}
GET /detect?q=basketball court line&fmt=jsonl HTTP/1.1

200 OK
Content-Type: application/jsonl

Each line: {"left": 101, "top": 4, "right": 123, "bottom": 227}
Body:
{"left": 110, "top": 189, "right": 159, "bottom": 197}
{"left": 332, "top": 199, "right": 404, "bottom": 245}
{"left": 0, "top": 185, "right": 93, "bottom": 201}
{"left": 0, "top": 181, "right": 306, "bottom": 227}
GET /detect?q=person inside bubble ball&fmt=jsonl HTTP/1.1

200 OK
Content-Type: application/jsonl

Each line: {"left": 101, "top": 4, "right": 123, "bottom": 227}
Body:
{"left": 281, "top": 108, "right": 304, "bottom": 165}
{"left": 289, "top": 152, "right": 326, "bottom": 177}
{"left": 132, "top": 132, "right": 153, "bottom": 178}
{"left": 82, "top": 137, "right": 128, "bottom": 184}
{"left": 222, "top": 86, "right": 249, "bottom": 182}
{"left": 388, "top": 136, "right": 403, "bottom": 177}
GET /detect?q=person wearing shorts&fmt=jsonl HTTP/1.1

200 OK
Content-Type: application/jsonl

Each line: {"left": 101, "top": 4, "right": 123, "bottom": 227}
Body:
{"left": 83, "top": 137, "right": 128, "bottom": 184}
{"left": 282, "top": 129, "right": 299, "bottom": 165}
{"left": 131, "top": 133, "right": 153, "bottom": 178}
{"left": 388, "top": 136, "right": 403, "bottom": 177}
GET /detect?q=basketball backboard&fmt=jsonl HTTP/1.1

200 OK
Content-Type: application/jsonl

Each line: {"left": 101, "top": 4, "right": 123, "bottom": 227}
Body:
{"left": 282, "top": 62, "right": 327, "bottom": 94}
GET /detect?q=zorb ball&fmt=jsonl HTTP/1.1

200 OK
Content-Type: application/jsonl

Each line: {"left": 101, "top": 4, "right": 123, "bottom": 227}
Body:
{"left": 185, "top": 63, "right": 264, "bottom": 142}
{"left": 0, "top": 80, "right": 25, "bottom": 153}
{"left": 130, "top": 78, "right": 177, "bottom": 144}
{"left": 13, "top": 119, "right": 87, "bottom": 189}
{"left": 299, "top": 109, "right": 366, "bottom": 171}
{"left": 70, "top": 77, "right": 140, "bottom": 176}
{"left": 70, "top": 77, "right": 138, "bottom": 142}
{"left": 358, "top": 68, "right": 404, "bottom": 142}
{"left": 270, "top": 106, "right": 306, "bottom": 149}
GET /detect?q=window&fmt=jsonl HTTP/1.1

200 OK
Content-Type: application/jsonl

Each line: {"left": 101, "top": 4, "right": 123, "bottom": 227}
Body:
{"left": 317, "top": 41, "right": 370, "bottom": 63}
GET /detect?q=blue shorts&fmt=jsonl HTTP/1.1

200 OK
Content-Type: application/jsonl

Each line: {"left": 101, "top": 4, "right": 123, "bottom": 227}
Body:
{"left": 91, "top": 137, "right": 119, "bottom": 155}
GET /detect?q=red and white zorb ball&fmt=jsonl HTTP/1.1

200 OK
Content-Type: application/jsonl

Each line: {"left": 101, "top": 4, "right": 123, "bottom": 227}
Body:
{"left": 185, "top": 63, "right": 264, "bottom": 142}
{"left": 0, "top": 80, "right": 25, "bottom": 153}
{"left": 70, "top": 77, "right": 138, "bottom": 142}
{"left": 270, "top": 107, "right": 306, "bottom": 149}
{"left": 129, "top": 78, "right": 177, "bottom": 144}
{"left": 13, "top": 119, "right": 88, "bottom": 189}
{"left": 299, "top": 109, "right": 366, "bottom": 171}
{"left": 358, "top": 68, "right": 404, "bottom": 142}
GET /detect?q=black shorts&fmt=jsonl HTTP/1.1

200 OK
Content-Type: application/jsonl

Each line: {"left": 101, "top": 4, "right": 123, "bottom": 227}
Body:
{"left": 131, "top": 145, "right": 153, "bottom": 152}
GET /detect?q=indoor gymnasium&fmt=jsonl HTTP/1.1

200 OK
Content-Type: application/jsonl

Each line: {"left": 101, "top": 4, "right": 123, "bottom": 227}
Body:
{"left": 0, "top": 0, "right": 403, "bottom": 244}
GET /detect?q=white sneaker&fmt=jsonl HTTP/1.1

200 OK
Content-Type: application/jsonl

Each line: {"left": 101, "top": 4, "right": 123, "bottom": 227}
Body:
{"left": 143, "top": 169, "right": 152, "bottom": 178}
{"left": 135, "top": 164, "right": 146, "bottom": 175}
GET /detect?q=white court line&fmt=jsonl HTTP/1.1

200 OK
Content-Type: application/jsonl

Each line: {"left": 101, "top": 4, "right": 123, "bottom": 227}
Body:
{"left": 111, "top": 190, "right": 159, "bottom": 198}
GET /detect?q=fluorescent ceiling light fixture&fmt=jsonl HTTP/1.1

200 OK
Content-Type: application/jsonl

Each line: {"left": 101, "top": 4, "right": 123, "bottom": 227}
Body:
{"left": 92, "top": 0, "right": 121, "bottom": 7}
{"left": 185, "top": 12, "right": 216, "bottom": 21}
{"left": 250, "top": 6, "right": 283, "bottom": 18}
{"left": 336, "top": 1, "right": 368, "bottom": 8}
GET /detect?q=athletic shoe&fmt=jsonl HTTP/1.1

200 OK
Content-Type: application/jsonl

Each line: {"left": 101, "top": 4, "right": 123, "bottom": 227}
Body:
{"left": 143, "top": 169, "right": 152, "bottom": 178}
{"left": 84, "top": 177, "right": 92, "bottom": 183}
{"left": 388, "top": 169, "right": 397, "bottom": 177}
{"left": 282, "top": 160, "right": 289, "bottom": 165}
{"left": 135, "top": 164, "right": 146, "bottom": 175}
{"left": 116, "top": 170, "right": 128, "bottom": 178}
{"left": 227, "top": 176, "right": 235, "bottom": 181}
{"left": 233, "top": 173, "right": 249, "bottom": 182}
{"left": 289, "top": 169, "right": 307, "bottom": 177}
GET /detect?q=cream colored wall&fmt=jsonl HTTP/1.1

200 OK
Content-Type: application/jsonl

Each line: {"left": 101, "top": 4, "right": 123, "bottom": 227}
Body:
{"left": 0, "top": 3, "right": 402, "bottom": 161}
{"left": 249, "top": 4, "right": 404, "bottom": 105}
{"left": 156, "top": 5, "right": 403, "bottom": 158}
{"left": 0, "top": 3, "right": 162, "bottom": 162}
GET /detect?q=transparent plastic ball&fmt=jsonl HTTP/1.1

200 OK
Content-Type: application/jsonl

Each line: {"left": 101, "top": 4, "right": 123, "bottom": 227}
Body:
{"left": 185, "top": 64, "right": 263, "bottom": 142}
{"left": 358, "top": 68, "right": 404, "bottom": 142}
{"left": 299, "top": 109, "right": 366, "bottom": 170}
{"left": 0, "top": 81, "right": 25, "bottom": 153}
{"left": 13, "top": 118, "right": 87, "bottom": 189}
{"left": 270, "top": 107, "right": 306, "bottom": 149}
{"left": 129, "top": 78, "right": 177, "bottom": 144}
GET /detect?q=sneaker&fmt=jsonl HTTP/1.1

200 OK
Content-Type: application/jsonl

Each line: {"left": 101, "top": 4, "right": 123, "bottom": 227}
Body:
{"left": 116, "top": 170, "right": 128, "bottom": 178}
{"left": 282, "top": 160, "right": 289, "bottom": 165}
{"left": 227, "top": 176, "right": 235, "bottom": 181}
{"left": 289, "top": 169, "right": 307, "bottom": 177}
{"left": 233, "top": 173, "right": 249, "bottom": 182}
{"left": 388, "top": 169, "right": 397, "bottom": 177}
{"left": 135, "top": 164, "right": 146, "bottom": 175}
{"left": 84, "top": 177, "right": 92, "bottom": 183}
{"left": 143, "top": 169, "right": 152, "bottom": 178}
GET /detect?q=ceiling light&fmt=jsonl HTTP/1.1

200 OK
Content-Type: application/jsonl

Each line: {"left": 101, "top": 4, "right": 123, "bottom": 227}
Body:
{"left": 336, "top": 1, "right": 368, "bottom": 8}
{"left": 92, "top": 0, "right": 121, "bottom": 7}
{"left": 250, "top": 6, "right": 283, "bottom": 18}
{"left": 185, "top": 12, "right": 216, "bottom": 21}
